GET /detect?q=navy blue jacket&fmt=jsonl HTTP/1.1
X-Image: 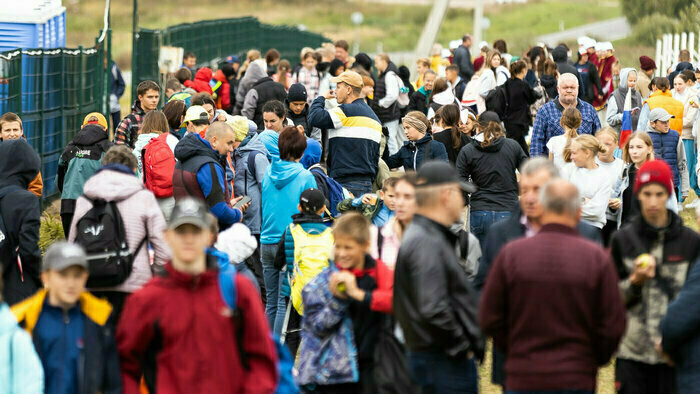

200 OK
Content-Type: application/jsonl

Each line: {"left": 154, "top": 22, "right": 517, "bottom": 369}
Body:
{"left": 648, "top": 128, "right": 682, "bottom": 187}
{"left": 385, "top": 134, "right": 449, "bottom": 171}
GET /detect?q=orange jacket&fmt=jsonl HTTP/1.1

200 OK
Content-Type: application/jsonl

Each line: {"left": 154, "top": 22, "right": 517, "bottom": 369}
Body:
{"left": 28, "top": 172, "right": 42, "bottom": 198}
{"left": 645, "top": 90, "right": 684, "bottom": 133}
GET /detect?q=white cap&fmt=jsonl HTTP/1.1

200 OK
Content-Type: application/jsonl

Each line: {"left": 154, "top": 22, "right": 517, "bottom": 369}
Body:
{"left": 596, "top": 41, "right": 614, "bottom": 52}
{"left": 449, "top": 39, "right": 461, "bottom": 50}
{"left": 577, "top": 36, "right": 590, "bottom": 46}
{"left": 579, "top": 37, "right": 596, "bottom": 49}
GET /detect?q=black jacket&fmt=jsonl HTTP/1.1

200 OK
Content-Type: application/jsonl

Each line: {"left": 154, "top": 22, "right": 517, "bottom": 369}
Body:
{"left": 576, "top": 61, "right": 603, "bottom": 104}
{"left": 394, "top": 215, "right": 483, "bottom": 359}
{"left": 552, "top": 46, "right": 582, "bottom": 98}
{"left": 503, "top": 78, "right": 539, "bottom": 127}
{"left": 456, "top": 137, "right": 527, "bottom": 211}
{"left": 407, "top": 88, "right": 429, "bottom": 115}
{"left": 540, "top": 75, "right": 558, "bottom": 103}
{"left": 0, "top": 140, "right": 42, "bottom": 305}
{"left": 370, "top": 62, "right": 401, "bottom": 123}
{"left": 669, "top": 62, "right": 694, "bottom": 85}
{"left": 385, "top": 133, "right": 449, "bottom": 171}
{"left": 453, "top": 44, "right": 474, "bottom": 81}
{"left": 250, "top": 77, "right": 288, "bottom": 130}
{"left": 432, "top": 128, "right": 471, "bottom": 165}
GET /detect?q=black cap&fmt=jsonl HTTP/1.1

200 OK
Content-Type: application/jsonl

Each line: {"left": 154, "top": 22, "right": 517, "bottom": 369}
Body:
{"left": 416, "top": 161, "right": 477, "bottom": 193}
{"left": 478, "top": 111, "right": 500, "bottom": 127}
{"left": 299, "top": 188, "right": 326, "bottom": 213}
{"left": 168, "top": 198, "right": 213, "bottom": 230}
{"left": 288, "top": 83, "right": 308, "bottom": 103}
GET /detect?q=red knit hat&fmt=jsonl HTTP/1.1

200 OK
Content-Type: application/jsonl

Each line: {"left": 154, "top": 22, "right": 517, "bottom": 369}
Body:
{"left": 634, "top": 160, "right": 674, "bottom": 195}
{"left": 639, "top": 55, "right": 657, "bottom": 71}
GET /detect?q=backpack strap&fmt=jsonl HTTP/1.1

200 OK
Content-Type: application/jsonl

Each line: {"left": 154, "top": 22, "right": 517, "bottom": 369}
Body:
{"left": 218, "top": 268, "right": 250, "bottom": 370}
{"left": 244, "top": 151, "right": 263, "bottom": 195}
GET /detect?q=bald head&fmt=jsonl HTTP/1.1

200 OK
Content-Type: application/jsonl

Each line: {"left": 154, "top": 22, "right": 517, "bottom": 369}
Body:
{"left": 539, "top": 179, "right": 581, "bottom": 227}
{"left": 557, "top": 73, "right": 579, "bottom": 107}
{"left": 205, "top": 122, "right": 236, "bottom": 155}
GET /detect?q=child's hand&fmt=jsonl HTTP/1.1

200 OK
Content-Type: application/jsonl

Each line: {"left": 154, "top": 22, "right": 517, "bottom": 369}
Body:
{"left": 329, "top": 273, "right": 348, "bottom": 299}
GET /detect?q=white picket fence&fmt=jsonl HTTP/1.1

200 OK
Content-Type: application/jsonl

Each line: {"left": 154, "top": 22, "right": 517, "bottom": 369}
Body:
{"left": 656, "top": 33, "right": 699, "bottom": 77}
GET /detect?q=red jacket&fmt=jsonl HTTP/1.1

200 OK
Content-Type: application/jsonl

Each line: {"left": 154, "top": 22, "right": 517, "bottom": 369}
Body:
{"left": 213, "top": 69, "right": 231, "bottom": 110}
{"left": 593, "top": 55, "right": 616, "bottom": 109}
{"left": 369, "top": 258, "right": 394, "bottom": 314}
{"left": 185, "top": 67, "right": 214, "bottom": 94}
{"left": 117, "top": 259, "right": 277, "bottom": 394}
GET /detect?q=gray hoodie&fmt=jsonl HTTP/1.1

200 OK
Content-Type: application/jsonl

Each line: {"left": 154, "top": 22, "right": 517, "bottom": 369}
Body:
{"left": 234, "top": 60, "right": 268, "bottom": 115}
{"left": 233, "top": 133, "right": 270, "bottom": 234}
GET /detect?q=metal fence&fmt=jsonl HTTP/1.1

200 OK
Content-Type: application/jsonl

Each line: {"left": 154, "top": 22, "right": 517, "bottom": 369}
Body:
{"left": 0, "top": 45, "right": 107, "bottom": 200}
{"left": 131, "top": 16, "right": 329, "bottom": 100}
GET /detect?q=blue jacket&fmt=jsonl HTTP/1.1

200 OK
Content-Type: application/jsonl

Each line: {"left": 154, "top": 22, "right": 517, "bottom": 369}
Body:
{"left": 12, "top": 290, "right": 121, "bottom": 394}
{"left": 647, "top": 126, "right": 685, "bottom": 189}
{"left": 308, "top": 96, "right": 382, "bottom": 179}
{"left": 233, "top": 133, "right": 270, "bottom": 234}
{"left": 661, "top": 257, "right": 700, "bottom": 393}
{"left": 385, "top": 134, "right": 448, "bottom": 171}
{"left": 261, "top": 159, "right": 317, "bottom": 244}
{"left": 258, "top": 130, "right": 280, "bottom": 161}
{"left": 0, "top": 303, "right": 43, "bottom": 393}
{"left": 296, "top": 266, "right": 359, "bottom": 386}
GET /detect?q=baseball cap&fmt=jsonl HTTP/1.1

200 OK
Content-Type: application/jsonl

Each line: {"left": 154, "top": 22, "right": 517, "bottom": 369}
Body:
{"left": 330, "top": 70, "right": 364, "bottom": 88}
{"left": 181, "top": 105, "right": 210, "bottom": 128}
{"left": 416, "top": 161, "right": 477, "bottom": 193}
{"left": 82, "top": 112, "right": 108, "bottom": 130}
{"left": 299, "top": 188, "right": 327, "bottom": 213}
{"left": 168, "top": 198, "right": 212, "bottom": 230}
{"left": 225, "top": 54, "right": 240, "bottom": 64}
{"left": 634, "top": 159, "right": 674, "bottom": 195}
{"left": 478, "top": 111, "right": 501, "bottom": 128}
{"left": 649, "top": 107, "right": 675, "bottom": 122}
{"left": 43, "top": 242, "right": 88, "bottom": 272}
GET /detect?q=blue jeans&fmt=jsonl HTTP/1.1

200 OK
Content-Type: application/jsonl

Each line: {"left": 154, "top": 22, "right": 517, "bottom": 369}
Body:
{"left": 261, "top": 243, "right": 280, "bottom": 331}
{"left": 683, "top": 139, "right": 700, "bottom": 196}
{"left": 470, "top": 210, "right": 511, "bottom": 248}
{"left": 407, "top": 351, "right": 478, "bottom": 393}
{"left": 337, "top": 176, "right": 373, "bottom": 198}
{"left": 274, "top": 276, "right": 289, "bottom": 335}
{"left": 505, "top": 391, "right": 593, "bottom": 394}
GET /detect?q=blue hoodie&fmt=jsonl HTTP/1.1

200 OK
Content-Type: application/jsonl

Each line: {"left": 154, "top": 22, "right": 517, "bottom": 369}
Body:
{"left": 261, "top": 160, "right": 317, "bottom": 244}
{"left": 258, "top": 130, "right": 280, "bottom": 161}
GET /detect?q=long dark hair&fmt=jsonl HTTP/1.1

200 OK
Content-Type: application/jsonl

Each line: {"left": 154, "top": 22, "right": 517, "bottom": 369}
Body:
{"left": 436, "top": 104, "right": 461, "bottom": 149}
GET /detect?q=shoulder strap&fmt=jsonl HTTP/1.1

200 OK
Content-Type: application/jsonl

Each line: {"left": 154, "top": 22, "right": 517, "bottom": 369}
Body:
{"left": 217, "top": 268, "right": 250, "bottom": 370}
{"left": 244, "top": 151, "right": 263, "bottom": 195}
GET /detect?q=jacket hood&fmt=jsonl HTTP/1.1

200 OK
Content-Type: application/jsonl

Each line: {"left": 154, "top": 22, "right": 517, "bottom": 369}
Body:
{"left": 540, "top": 74, "right": 557, "bottom": 88}
{"left": 617, "top": 68, "right": 638, "bottom": 96}
{"left": 354, "top": 53, "right": 372, "bottom": 72}
{"left": 213, "top": 69, "right": 228, "bottom": 83}
{"left": 300, "top": 138, "right": 322, "bottom": 169}
{"left": 675, "top": 62, "right": 694, "bottom": 72}
{"left": 258, "top": 130, "right": 280, "bottom": 160}
{"left": 82, "top": 168, "right": 145, "bottom": 201}
{"left": 238, "top": 132, "right": 270, "bottom": 155}
{"left": 291, "top": 212, "right": 326, "bottom": 225}
{"left": 329, "top": 59, "right": 345, "bottom": 77}
{"left": 379, "top": 62, "right": 400, "bottom": 79}
{"left": 268, "top": 159, "right": 307, "bottom": 189}
{"left": 253, "top": 76, "right": 274, "bottom": 88}
{"left": 552, "top": 46, "right": 568, "bottom": 62}
{"left": 0, "top": 139, "right": 40, "bottom": 189}
{"left": 242, "top": 59, "right": 268, "bottom": 85}
{"left": 432, "top": 89, "right": 456, "bottom": 105}
{"left": 71, "top": 124, "right": 110, "bottom": 146}
{"left": 131, "top": 99, "right": 145, "bottom": 115}
{"left": 474, "top": 135, "right": 505, "bottom": 152}
{"left": 174, "top": 133, "right": 220, "bottom": 163}
{"left": 195, "top": 67, "right": 213, "bottom": 83}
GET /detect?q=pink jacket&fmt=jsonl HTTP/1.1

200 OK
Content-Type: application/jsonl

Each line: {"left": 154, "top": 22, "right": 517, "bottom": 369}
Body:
{"left": 369, "top": 218, "right": 402, "bottom": 270}
{"left": 69, "top": 169, "right": 171, "bottom": 293}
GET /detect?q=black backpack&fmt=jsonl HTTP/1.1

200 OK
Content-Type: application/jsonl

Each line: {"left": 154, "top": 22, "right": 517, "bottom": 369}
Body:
{"left": 484, "top": 82, "right": 510, "bottom": 119}
{"left": 74, "top": 198, "right": 147, "bottom": 287}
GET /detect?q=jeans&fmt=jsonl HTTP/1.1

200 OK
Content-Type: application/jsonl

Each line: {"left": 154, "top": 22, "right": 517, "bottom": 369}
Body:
{"left": 385, "top": 119, "right": 405, "bottom": 156}
{"left": 683, "top": 139, "right": 700, "bottom": 196}
{"left": 274, "top": 276, "right": 290, "bottom": 335}
{"left": 336, "top": 176, "right": 373, "bottom": 198}
{"left": 407, "top": 351, "right": 478, "bottom": 394}
{"left": 261, "top": 243, "right": 280, "bottom": 330}
{"left": 470, "top": 210, "right": 511, "bottom": 248}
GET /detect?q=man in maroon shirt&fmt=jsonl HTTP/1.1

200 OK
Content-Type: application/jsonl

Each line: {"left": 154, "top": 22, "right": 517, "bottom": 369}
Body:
{"left": 479, "top": 179, "right": 626, "bottom": 393}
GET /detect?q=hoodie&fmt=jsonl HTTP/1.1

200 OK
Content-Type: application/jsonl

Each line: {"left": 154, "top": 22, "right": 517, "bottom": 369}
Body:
{"left": 0, "top": 139, "right": 42, "bottom": 305}
{"left": 607, "top": 68, "right": 643, "bottom": 132}
{"left": 233, "top": 132, "right": 270, "bottom": 234}
{"left": 540, "top": 74, "right": 558, "bottom": 103}
{"left": 427, "top": 89, "right": 459, "bottom": 120}
{"left": 456, "top": 136, "right": 527, "bottom": 211}
{"left": 184, "top": 67, "right": 214, "bottom": 94}
{"left": 0, "top": 302, "right": 44, "bottom": 394}
{"left": 234, "top": 59, "right": 268, "bottom": 115}
{"left": 69, "top": 167, "right": 171, "bottom": 293}
{"left": 669, "top": 62, "right": 695, "bottom": 85}
{"left": 552, "top": 46, "right": 581, "bottom": 85}
{"left": 260, "top": 159, "right": 317, "bottom": 244}
{"left": 212, "top": 69, "right": 231, "bottom": 110}
{"left": 300, "top": 138, "right": 322, "bottom": 169}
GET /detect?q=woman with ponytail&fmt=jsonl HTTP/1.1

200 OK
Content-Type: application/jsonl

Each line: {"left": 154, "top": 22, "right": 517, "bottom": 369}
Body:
{"left": 457, "top": 115, "right": 527, "bottom": 247}
{"left": 547, "top": 107, "right": 581, "bottom": 171}
{"left": 561, "top": 134, "right": 613, "bottom": 230}
{"left": 432, "top": 104, "right": 471, "bottom": 164}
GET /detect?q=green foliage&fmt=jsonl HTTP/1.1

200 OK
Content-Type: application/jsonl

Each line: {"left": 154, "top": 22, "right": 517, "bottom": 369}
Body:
{"left": 39, "top": 211, "right": 65, "bottom": 254}
{"left": 622, "top": 0, "right": 688, "bottom": 24}
{"left": 630, "top": 13, "right": 681, "bottom": 46}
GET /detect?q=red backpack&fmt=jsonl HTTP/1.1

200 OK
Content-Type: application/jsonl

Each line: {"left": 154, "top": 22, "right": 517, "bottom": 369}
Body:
{"left": 141, "top": 133, "right": 175, "bottom": 198}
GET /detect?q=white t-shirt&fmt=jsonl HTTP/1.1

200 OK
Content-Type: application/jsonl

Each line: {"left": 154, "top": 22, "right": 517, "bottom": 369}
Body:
{"left": 596, "top": 157, "right": 625, "bottom": 221}
{"left": 562, "top": 163, "right": 613, "bottom": 229}
{"left": 546, "top": 135, "right": 569, "bottom": 171}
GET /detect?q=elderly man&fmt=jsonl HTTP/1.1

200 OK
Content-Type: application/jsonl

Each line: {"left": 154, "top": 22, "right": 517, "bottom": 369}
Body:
{"left": 529, "top": 73, "right": 601, "bottom": 157}
{"left": 480, "top": 179, "right": 626, "bottom": 393}
{"left": 475, "top": 157, "right": 603, "bottom": 387}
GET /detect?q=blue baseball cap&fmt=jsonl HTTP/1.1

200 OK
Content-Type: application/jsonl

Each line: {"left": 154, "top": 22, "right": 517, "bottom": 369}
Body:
{"left": 225, "top": 55, "right": 240, "bottom": 64}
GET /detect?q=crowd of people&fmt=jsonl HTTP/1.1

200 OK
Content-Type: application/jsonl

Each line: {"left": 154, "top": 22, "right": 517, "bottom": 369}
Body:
{"left": 2, "top": 32, "right": 700, "bottom": 394}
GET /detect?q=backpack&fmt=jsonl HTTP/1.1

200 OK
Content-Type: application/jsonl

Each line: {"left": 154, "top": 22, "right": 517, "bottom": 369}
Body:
{"left": 393, "top": 73, "right": 410, "bottom": 108}
{"left": 142, "top": 133, "right": 176, "bottom": 198}
{"left": 309, "top": 166, "right": 351, "bottom": 219}
{"left": 289, "top": 224, "right": 333, "bottom": 315}
{"left": 124, "top": 114, "right": 140, "bottom": 148}
{"left": 74, "top": 198, "right": 147, "bottom": 288}
{"left": 243, "top": 150, "right": 266, "bottom": 195}
{"left": 530, "top": 83, "right": 549, "bottom": 118}
{"left": 218, "top": 268, "right": 299, "bottom": 394}
{"left": 485, "top": 82, "right": 510, "bottom": 118}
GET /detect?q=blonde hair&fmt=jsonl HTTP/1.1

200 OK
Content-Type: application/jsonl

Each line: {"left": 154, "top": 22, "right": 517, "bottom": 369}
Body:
{"left": 595, "top": 126, "right": 619, "bottom": 144}
{"left": 416, "top": 57, "right": 431, "bottom": 68}
{"left": 570, "top": 134, "right": 608, "bottom": 163}
{"left": 622, "top": 131, "right": 655, "bottom": 164}
{"left": 484, "top": 49, "right": 501, "bottom": 71}
{"left": 333, "top": 212, "right": 370, "bottom": 245}
{"left": 560, "top": 107, "right": 582, "bottom": 162}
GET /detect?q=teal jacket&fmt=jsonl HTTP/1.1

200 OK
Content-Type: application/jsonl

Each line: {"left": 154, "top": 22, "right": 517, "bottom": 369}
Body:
{"left": 0, "top": 303, "right": 44, "bottom": 393}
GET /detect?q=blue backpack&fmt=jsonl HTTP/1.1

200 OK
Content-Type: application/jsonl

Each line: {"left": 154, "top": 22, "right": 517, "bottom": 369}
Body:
{"left": 309, "top": 166, "right": 349, "bottom": 219}
{"left": 218, "top": 268, "right": 299, "bottom": 394}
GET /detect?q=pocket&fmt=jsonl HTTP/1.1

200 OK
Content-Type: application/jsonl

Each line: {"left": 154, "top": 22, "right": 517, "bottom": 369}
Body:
{"left": 470, "top": 211, "right": 487, "bottom": 236}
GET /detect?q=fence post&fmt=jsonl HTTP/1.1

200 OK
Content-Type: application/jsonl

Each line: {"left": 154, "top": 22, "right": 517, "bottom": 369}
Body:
{"left": 681, "top": 32, "right": 687, "bottom": 51}
{"left": 673, "top": 33, "right": 680, "bottom": 66}
{"left": 655, "top": 39, "right": 662, "bottom": 77}
{"left": 690, "top": 32, "right": 696, "bottom": 63}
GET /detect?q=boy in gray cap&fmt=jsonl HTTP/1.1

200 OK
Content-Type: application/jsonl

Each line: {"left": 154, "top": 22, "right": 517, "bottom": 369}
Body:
{"left": 645, "top": 107, "right": 689, "bottom": 202}
{"left": 12, "top": 242, "right": 121, "bottom": 394}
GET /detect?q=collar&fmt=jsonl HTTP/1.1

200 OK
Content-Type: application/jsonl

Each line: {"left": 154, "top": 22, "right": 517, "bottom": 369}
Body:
{"left": 555, "top": 97, "right": 582, "bottom": 112}
{"left": 335, "top": 254, "right": 377, "bottom": 277}
{"left": 538, "top": 223, "right": 579, "bottom": 236}
{"left": 413, "top": 215, "right": 459, "bottom": 244}
{"left": 96, "top": 163, "right": 135, "bottom": 176}
{"left": 520, "top": 215, "right": 537, "bottom": 238}
{"left": 11, "top": 289, "right": 112, "bottom": 333}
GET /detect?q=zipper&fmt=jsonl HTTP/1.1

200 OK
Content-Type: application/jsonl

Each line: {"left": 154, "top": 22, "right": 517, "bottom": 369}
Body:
{"left": 413, "top": 147, "right": 418, "bottom": 171}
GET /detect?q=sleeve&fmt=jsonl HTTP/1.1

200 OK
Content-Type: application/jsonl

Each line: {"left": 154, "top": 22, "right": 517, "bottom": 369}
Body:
{"left": 221, "top": 83, "right": 231, "bottom": 111}
{"left": 144, "top": 193, "right": 171, "bottom": 267}
{"left": 241, "top": 89, "right": 258, "bottom": 121}
{"left": 27, "top": 172, "right": 42, "bottom": 198}
{"left": 114, "top": 116, "right": 130, "bottom": 145}
{"left": 684, "top": 103, "right": 698, "bottom": 129}
{"left": 236, "top": 275, "right": 279, "bottom": 393}
{"left": 308, "top": 96, "right": 338, "bottom": 130}
{"left": 678, "top": 137, "right": 689, "bottom": 197}
{"left": 57, "top": 156, "right": 67, "bottom": 193}
{"left": 379, "top": 73, "right": 399, "bottom": 108}
{"left": 478, "top": 247, "right": 509, "bottom": 351}
{"left": 637, "top": 103, "right": 650, "bottom": 132}
{"left": 407, "top": 92, "right": 419, "bottom": 112}
{"left": 302, "top": 277, "right": 350, "bottom": 337}
{"left": 68, "top": 197, "right": 92, "bottom": 242}
{"left": 591, "top": 65, "right": 603, "bottom": 93}
{"left": 478, "top": 73, "right": 493, "bottom": 98}
{"left": 114, "top": 64, "right": 126, "bottom": 98}
{"left": 606, "top": 97, "right": 622, "bottom": 127}
{"left": 610, "top": 234, "right": 643, "bottom": 306}
{"left": 384, "top": 148, "right": 404, "bottom": 169}
{"left": 529, "top": 110, "right": 547, "bottom": 156}
{"left": 456, "top": 147, "right": 471, "bottom": 184}
{"left": 101, "top": 321, "right": 124, "bottom": 394}
{"left": 661, "top": 259, "right": 700, "bottom": 354}
{"left": 370, "top": 259, "right": 394, "bottom": 314}
{"left": 117, "top": 293, "right": 157, "bottom": 394}
{"left": 10, "top": 328, "right": 44, "bottom": 394}
{"left": 593, "top": 254, "right": 627, "bottom": 365}
{"left": 197, "top": 163, "right": 242, "bottom": 226}
{"left": 581, "top": 179, "right": 610, "bottom": 224}
{"left": 337, "top": 197, "right": 363, "bottom": 213}
{"left": 17, "top": 198, "right": 42, "bottom": 289}
{"left": 592, "top": 105, "right": 602, "bottom": 131}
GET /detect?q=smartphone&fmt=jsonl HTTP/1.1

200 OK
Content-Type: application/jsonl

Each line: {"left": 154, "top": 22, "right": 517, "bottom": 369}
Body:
{"left": 233, "top": 196, "right": 252, "bottom": 209}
